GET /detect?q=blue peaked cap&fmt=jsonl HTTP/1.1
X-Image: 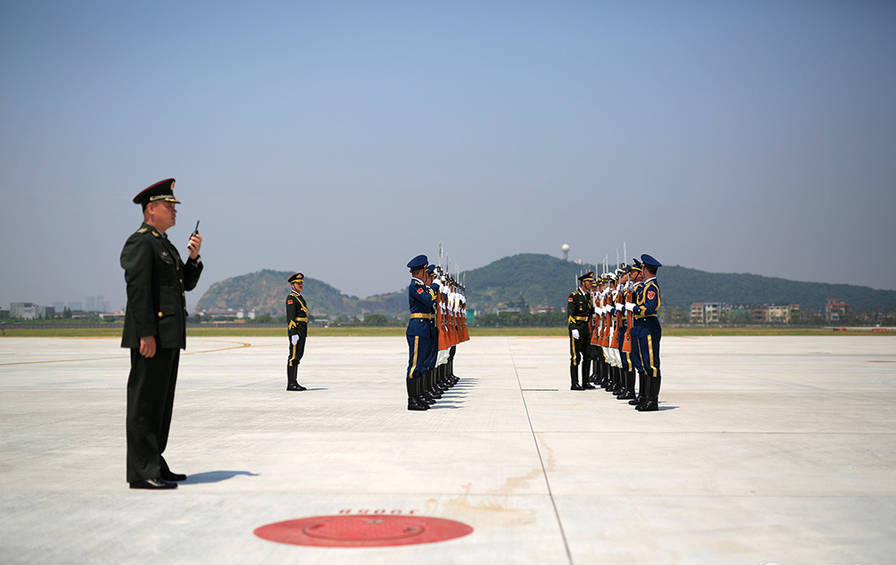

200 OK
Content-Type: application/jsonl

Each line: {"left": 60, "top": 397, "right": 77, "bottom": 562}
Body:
{"left": 407, "top": 254, "right": 428, "bottom": 271}
{"left": 640, "top": 253, "right": 662, "bottom": 268}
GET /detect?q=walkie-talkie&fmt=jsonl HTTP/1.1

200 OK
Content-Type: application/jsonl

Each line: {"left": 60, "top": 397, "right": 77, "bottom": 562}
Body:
{"left": 189, "top": 220, "right": 200, "bottom": 254}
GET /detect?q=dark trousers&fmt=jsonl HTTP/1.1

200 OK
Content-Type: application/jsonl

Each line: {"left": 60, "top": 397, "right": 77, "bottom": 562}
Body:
{"left": 287, "top": 332, "right": 307, "bottom": 384}
{"left": 407, "top": 333, "right": 433, "bottom": 380}
{"left": 568, "top": 326, "right": 589, "bottom": 367}
{"left": 637, "top": 318, "right": 662, "bottom": 400}
{"left": 127, "top": 347, "right": 180, "bottom": 483}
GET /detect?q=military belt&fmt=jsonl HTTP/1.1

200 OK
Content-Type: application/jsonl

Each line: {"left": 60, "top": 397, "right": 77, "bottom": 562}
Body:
{"left": 293, "top": 317, "right": 308, "bottom": 322}
{"left": 572, "top": 316, "right": 589, "bottom": 321}
{"left": 410, "top": 313, "right": 435, "bottom": 320}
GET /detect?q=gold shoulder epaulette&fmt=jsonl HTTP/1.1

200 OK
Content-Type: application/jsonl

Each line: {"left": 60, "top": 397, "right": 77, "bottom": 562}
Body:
{"left": 151, "top": 231, "right": 160, "bottom": 238}
{"left": 137, "top": 227, "right": 148, "bottom": 233}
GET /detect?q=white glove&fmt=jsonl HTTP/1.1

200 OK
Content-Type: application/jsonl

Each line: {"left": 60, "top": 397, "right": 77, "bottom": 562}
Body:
{"left": 571, "top": 329, "right": 580, "bottom": 340}
{"left": 615, "top": 303, "right": 624, "bottom": 311}
{"left": 626, "top": 302, "right": 635, "bottom": 312}
{"left": 290, "top": 334, "right": 299, "bottom": 345}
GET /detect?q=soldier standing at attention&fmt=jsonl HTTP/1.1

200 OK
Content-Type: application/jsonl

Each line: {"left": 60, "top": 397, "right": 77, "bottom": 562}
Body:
{"left": 634, "top": 254, "right": 663, "bottom": 412}
{"left": 626, "top": 259, "right": 647, "bottom": 407}
{"left": 568, "top": 272, "right": 594, "bottom": 390}
{"left": 121, "top": 178, "right": 203, "bottom": 490}
{"left": 406, "top": 255, "right": 437, "bottom": 411}
{"left": 286, "top": 273, "right": 309, "bottom": 391}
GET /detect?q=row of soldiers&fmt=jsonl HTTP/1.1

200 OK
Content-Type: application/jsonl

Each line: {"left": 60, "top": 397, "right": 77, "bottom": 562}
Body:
{"left": 567, "top": 254, "right": 663, "bottom": 411}
{"left": 405, "top": 254, "right": 470, "bottom": 411}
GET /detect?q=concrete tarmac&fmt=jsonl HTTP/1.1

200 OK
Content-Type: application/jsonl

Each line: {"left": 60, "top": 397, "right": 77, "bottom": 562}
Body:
{"left": 1, "top": 335, "right": 894, "bottom": 564}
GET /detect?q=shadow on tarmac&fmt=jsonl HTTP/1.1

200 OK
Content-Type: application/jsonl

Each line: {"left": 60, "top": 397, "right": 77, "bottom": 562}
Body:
{"left": 182, "top": 470, "right": 260, "bottom": 484}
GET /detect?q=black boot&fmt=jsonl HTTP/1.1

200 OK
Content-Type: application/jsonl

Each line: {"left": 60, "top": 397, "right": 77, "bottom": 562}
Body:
{"left": 616, "top": 367, "right": 629, "bottom": 397}
{"left": 413, "top": 376, "right": 430, "bottom": 407}
{"left": 597, "top": 361, "right": 608, "bottom": 388}
{"left": 287, "top": 364, "right": 305, "bottom": 391}
{"left": 427, "top": 369, "right": 442, "bottom": 398}
{"left": 582, "top": 360, "right": 595, "bottom": 389}
{"left": 642, "top": 373, "right": 661, "bottom": 411}
{"left": 629, "top": 370, "right": 643, "bottom": 405}
{"left": 619, "top": 369, "right": 635, "bottom": 400}
{"left": 636, "top": 373, "right": 652, "bottom": 410}
{"left": 407, "top": 378, "right": 427, "bottom": 410}
{"left": 570, "top": 365, "right": 583, "bottom": 390}
{"left": 606, "top": 366, "right": 618, "bottom": 392}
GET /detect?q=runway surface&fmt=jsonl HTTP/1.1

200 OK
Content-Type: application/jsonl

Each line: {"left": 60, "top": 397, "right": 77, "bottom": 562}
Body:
{"left": 1, "top": 335, "right": 894, "bottom": 564}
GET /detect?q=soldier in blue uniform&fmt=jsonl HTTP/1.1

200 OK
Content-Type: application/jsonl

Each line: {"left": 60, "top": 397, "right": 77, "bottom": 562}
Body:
{"left": 121, "top": 178, "right": 203, "bottom": 489}
{"left": 422, "top": 264, "right": 443, "bottom": 401}
{"left": 626, "top": 259, "right": 646, "bottom": 406}
{"left": 633, "top": 254, "right": 662, "bottom": 411}
{"left": 614, "top": 264, "right": 637, "bottom": 401}
{"left": 406, "top": 255, "right": 437, "bottom": 411}
{"left": 286, "top": 273, "right": 309, "bottom": 391}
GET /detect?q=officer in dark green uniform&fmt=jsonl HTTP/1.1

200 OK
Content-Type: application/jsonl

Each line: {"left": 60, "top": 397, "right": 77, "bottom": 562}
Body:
{"left": 121, "top": 178, "right": 203, "bottom": 490}
{"left": 286, "top": 272, "right": 309, "bottom": 391}
{"left": 567, "top": 271, "right": 594, "bottom": 390}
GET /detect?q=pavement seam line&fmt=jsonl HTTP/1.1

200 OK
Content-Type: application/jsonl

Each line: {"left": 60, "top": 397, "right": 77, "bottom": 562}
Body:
{"left": 509, "top": 341, "right": 575, "bottom": 565}
{"left": 0, "top": 340, "right": 251, "bottom": 366}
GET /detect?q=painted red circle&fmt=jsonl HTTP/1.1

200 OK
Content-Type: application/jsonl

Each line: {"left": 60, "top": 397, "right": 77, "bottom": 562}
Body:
{"left": 254, "top": 515, "right": 474, "bottom": 547}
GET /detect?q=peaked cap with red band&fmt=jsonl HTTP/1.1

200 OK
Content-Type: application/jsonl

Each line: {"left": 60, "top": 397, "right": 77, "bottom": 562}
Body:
{"left": 133, "top": 178, "right": 180, "bottom": 207}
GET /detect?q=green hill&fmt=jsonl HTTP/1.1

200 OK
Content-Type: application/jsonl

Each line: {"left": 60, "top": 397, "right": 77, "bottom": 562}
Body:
{"left": 196, "top": 256, "right": 896, "bottom": 317}
{"left": 659, "top": 265, "right": 896, "bottom": 312}
{"left": 462, "top": 254, "right": 896, "bottom": 313}
{"left": 196, "top": 269, "right": 408, "bottom": 318}
{"left": 463, "top": 253, "right": 598, "bottom": 309}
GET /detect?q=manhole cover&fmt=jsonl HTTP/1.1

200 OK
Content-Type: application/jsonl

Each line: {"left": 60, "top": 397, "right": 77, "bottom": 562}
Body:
{"left": 254, "top": 515, "right": 474, "bottom": 547}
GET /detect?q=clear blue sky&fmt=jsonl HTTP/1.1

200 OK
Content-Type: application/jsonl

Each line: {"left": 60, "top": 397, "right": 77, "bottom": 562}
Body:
{"left": 2, "top": 1, "right": 895, "bottom": 310}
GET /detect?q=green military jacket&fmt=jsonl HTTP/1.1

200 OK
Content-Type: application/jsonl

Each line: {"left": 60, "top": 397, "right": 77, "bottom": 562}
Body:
{"left": 567, "top": 287, "right": 592, "bottom": 331}
{"left": 286, "top": 290, "right": 308, "bottom": 337}
{"left": 120, "top": 222, "right": 203, "bottom": 350}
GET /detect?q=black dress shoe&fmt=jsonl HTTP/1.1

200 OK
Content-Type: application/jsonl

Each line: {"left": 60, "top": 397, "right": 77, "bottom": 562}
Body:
{"left": 628, "top": 397, "right": 642, "bottom": 406}
{"left": 161, "top": 469, "right": 187, "bottom": 481}
{"left": 287, "top": 383, "right": 306, "bottom": 391}
{"left": 582, "top": 382, "right": 596, "bottom": 390}
{"left": 130, "top": 478, "right": 177, "bottom": 490}
{"left": 636, "top": 400, "right": 658, "bottom": 412}
{"left": 408, "top": 397, "right": 428, "bottom": 411}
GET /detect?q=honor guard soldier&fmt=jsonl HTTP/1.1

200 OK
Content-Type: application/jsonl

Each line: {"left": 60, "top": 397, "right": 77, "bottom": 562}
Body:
{"left": 634, "top": 254, "right": 663, "bottom": 411}
{"left": 286, "top": 273, "right": 309, "bottom": 391}
{"left": 406, "top": 255, "right": 437, "bottom": 411}
{"left": 121, "top": 178, "right": 203, "bottom": 489}
{"left": 422, "top": 264, "right": 444, "bottom": 401}
{"left": 568, "top": 272, "right": 595, "bottom": 390}
{"left": 626, "top": 259, "right": 647, "bottom": 406}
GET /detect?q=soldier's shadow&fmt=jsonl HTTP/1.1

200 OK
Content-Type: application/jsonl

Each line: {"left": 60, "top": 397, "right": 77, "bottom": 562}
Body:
{"left": 182, "top": 470, "right": 260, "bottom": 484}
{"left": 657, "top": 405, "right": 678, "bottom": 411}
{"left": 429, "top": 402, "right": 462, "bottom": 409}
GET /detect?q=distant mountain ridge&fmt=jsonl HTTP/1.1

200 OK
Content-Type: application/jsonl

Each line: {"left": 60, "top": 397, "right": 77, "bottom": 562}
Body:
{"left": 464, "top": 254, "right": 896, "bottom": 312}
{"left": 196, "top": 269, "right": 406, "bottom": 318}
{"left": 196, "top": 255, "right": 896, "bottom": 317}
